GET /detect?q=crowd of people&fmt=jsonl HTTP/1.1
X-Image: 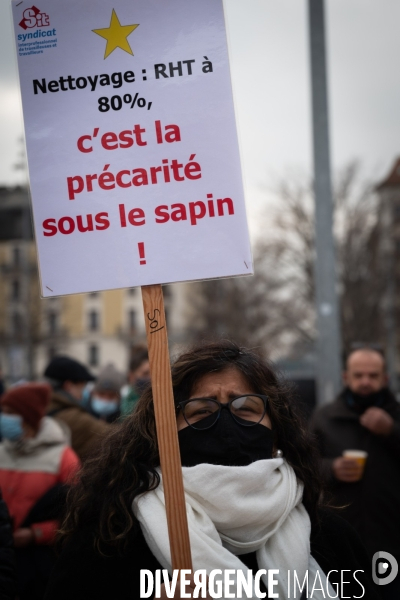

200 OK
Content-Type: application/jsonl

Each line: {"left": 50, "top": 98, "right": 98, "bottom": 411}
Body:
{"left": 0, "top": 340, "right": 398, "bottom": 600}
{"left": 0, "top": 344, "right": 150, "bottom": 599}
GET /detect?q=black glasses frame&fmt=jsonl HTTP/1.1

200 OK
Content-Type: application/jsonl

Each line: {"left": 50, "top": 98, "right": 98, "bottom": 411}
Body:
{"left": 176, "top": 394, "right": 269, "bottom": 430}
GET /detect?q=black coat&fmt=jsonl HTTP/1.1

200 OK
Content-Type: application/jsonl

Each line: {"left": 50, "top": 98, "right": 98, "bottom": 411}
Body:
{"left": 310, "top": 389, "right": 400, "bottom": 562}
{"left": 44, "top": 509, "right": 381, "bottom": 600}
{"left": 0, "top": 493, "right": 17, "bottom": 600}
{"left": 16, "top": 484, "right": 69, "bottom": 600}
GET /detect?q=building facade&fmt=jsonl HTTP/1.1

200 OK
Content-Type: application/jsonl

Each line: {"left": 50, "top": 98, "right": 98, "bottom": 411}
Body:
{"left": 0, "top": 186, "right": 193, "bottom": 383}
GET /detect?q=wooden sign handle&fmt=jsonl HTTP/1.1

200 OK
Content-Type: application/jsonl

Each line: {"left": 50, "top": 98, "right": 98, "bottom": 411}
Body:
{"left": 141, "top": 284, "right": 193, "bottom": 572}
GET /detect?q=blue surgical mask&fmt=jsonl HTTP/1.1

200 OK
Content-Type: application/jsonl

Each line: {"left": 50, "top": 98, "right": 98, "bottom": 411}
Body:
{"left": 81, "top": 383, "right": 94, "bottom": 409}
{"left": 91, "top": 397, "right": 118, "bottom": 417}
{"left": 0, "top": 413, "right": 24, "bottom": 441}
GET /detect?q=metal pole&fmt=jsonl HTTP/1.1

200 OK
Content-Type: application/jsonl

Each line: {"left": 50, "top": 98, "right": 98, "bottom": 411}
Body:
{"left": 308, "top": 0, "right": 342, "bottom": 403}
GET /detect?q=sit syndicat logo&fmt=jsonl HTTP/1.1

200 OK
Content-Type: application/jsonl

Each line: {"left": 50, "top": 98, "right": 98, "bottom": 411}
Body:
{"left": 19, "top": 5, "right": 50, "bottom": 30}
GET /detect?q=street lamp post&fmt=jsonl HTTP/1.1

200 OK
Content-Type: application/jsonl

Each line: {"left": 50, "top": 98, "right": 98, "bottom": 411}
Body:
{"left": 308, "top": 0, "right": 342, "bottom": 403}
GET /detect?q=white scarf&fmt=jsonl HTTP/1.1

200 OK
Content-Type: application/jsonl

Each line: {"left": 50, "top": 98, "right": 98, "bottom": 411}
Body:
{"left": 133, "top": 459, "right": 334, "bottom": 599}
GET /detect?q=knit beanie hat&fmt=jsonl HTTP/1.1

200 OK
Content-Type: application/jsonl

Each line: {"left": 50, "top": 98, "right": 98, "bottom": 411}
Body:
{"left": 1, "top": 383, "right": 51, "bottom": 429}
{"left": 94, "top": 364, "right": 124, "bottom": 395}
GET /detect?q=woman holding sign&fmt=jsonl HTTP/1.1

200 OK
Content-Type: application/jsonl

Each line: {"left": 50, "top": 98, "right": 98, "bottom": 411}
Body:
{"left": 45, "top": 341, "right": 379, "bottom": 600}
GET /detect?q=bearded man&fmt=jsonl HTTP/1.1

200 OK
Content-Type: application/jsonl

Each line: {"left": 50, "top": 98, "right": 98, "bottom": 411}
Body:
{"left": 311, "top": 348, "right": 400, "bottom": 599}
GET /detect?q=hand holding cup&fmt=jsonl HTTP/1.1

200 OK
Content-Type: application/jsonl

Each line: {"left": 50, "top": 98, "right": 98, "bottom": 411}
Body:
{"left": 332, "top": 450, "right": 368, "bottom": 482}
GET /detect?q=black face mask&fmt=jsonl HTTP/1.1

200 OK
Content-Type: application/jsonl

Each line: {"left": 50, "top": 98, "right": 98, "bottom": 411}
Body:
{"left": 178, "top": 409, "right": 274, "bottom": 467}
{"left": 345, "top": 388, "right": 385, "bottom": 414}
{"left": 135, "top": 378, "right": 150, "bottom": 395}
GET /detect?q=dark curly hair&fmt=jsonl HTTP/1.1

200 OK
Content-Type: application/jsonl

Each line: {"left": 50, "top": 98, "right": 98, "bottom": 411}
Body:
{"left": 59, "top": 340, "right": 323, "bottom": 553}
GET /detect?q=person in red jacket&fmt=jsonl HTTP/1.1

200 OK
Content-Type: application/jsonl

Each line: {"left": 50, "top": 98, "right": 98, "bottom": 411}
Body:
{"left": 0, "top": 383, "right": 80, "bottom": 600}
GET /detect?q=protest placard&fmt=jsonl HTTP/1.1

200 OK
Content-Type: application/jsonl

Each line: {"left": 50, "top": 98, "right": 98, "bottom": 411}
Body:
{"left": 12, "top": 0, "right": 252, "bottom": 297}
{"left": 12, "top": 0, "right": 253, "bottom": 571}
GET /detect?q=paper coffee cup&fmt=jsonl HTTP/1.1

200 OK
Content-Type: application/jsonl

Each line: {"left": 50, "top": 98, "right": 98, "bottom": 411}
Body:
{"left": 343, "top": 450, "right": 368, "bottom": 469}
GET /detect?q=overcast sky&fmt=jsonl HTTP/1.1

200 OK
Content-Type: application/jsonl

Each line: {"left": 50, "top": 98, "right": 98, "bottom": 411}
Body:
{"left": 1, "top": 0, "right": 400, "bottom": 236}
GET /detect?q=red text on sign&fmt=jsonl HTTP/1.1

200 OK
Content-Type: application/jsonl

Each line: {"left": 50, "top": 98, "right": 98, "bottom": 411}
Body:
{"left": 42, "top": 212, "right": 109, "bottom": 236}
{"left": 155, "top": 196, "right": 234, "bottom": 226}
{"left": 66, "top": 155, "right": 201, "bottom": 200}
{"left": 119, "top": 204, "right": 145, "bottom": 227}
{"left": 77, "top": 125, "right": 147, "bottom": 153}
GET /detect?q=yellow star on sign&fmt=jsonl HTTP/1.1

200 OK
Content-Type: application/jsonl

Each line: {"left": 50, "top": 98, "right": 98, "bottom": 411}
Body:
{"left": 93, "top": 10, "right": 139, "bottom": 59}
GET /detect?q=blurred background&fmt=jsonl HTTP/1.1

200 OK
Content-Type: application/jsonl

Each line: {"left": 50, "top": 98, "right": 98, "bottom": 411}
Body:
{"left": 1, "top": 0, "right": 400, "bottom": 412}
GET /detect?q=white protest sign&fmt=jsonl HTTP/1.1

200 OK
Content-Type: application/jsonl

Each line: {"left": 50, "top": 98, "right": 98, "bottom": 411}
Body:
{"left": 12, "top": 0, "right": 253, "bottom": 297}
